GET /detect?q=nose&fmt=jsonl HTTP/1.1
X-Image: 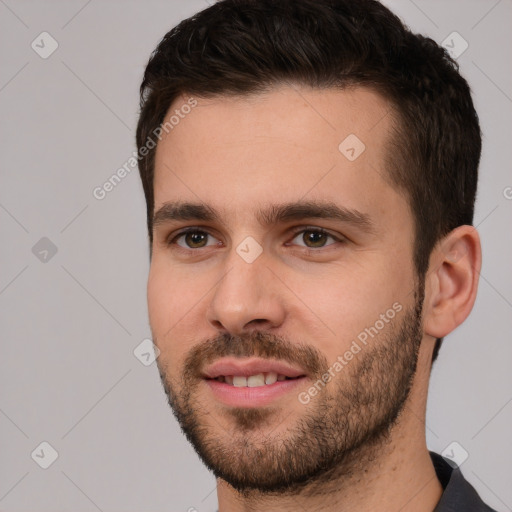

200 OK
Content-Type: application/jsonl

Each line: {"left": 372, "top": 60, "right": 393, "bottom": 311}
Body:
{"left": 206, "top": 249, "right": 287, "bottom": 335}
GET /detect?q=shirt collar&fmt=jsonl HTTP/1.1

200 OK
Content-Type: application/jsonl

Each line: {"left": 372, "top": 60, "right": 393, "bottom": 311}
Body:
{"left": 430, "top": 451, "right": 497, "bottom": 511}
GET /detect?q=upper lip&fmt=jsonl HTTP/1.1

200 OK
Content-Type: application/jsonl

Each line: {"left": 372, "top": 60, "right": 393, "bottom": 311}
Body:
{"left": 202, "top": 358, "right": 307, "bottom": 379}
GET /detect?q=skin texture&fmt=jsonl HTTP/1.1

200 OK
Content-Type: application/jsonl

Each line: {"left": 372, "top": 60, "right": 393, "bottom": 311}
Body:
{"left": 147, "top": 85, "right": 481, "bottom": 512}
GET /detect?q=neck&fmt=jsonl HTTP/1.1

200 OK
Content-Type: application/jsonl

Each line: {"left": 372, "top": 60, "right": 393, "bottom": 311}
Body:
{"left": 217, "top": 347, "right": 442, "bottom": 512}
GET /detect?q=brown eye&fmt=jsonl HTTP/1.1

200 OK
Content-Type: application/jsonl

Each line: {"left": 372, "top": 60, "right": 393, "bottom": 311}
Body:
{"left": 291, "top": 229, "right": 337, "bottom": 249}
{"left": 172, "top": 230, "right": 219, "bottom": 249}
{"left": 303, "top": 230, "right": 329, "bottom": 247}
{"left": 184, "top": 232, "right": 208, "bottom": 248}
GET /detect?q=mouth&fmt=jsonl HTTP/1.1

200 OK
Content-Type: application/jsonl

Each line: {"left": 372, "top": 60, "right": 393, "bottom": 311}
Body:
{"left": 201, "top": 358, "right": 308, "bottom": 407}
{"left": 209, "top": 372, "right": 301, "bottom": 387}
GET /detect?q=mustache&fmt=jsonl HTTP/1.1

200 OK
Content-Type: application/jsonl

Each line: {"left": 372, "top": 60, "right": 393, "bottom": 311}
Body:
{"left": 182, "top": 331, "right": 329, "bottom": 381}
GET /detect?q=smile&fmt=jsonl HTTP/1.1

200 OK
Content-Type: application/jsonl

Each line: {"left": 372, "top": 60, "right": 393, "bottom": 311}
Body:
{"left": 212, "top": 372, "right": 298, "bottom": 387}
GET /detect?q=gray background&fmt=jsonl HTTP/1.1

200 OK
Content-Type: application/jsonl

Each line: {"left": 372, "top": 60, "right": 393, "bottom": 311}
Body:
{"left": 1, "top": 0, "right": 511, "bottom": 511}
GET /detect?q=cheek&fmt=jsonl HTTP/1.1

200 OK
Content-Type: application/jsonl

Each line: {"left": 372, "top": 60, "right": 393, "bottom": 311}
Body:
{"left": 147, "top": 254, "right": 197, "bottom": 311}
{"left": 147, "top": 262, "right": 191, "bottom": 347}
{"left": 147, "top": 261, "right": 207, "bottom": 365}
{"left": 147, "top": 263, "right": 172, "bottom": 332}
{"left": 287, "top": 261, "right": 412, "bottom": 357}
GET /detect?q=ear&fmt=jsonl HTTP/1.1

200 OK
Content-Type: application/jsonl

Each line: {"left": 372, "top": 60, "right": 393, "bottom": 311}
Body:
{"left": 423, "top": 225, "right": 482, "bottom": 339}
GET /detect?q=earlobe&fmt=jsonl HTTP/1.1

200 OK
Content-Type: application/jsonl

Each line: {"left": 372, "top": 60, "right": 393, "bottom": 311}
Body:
{"left": 423, "top": 226, "right": 482, "bottom": 339}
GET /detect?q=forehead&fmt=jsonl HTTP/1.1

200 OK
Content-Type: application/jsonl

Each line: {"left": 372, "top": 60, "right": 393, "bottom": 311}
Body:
{"left": 152, "top": 85, "right": 405, "bottom": 227}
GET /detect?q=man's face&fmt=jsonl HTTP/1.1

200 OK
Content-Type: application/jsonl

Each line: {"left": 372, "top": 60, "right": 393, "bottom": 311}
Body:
{"left": 148, "top": 86, "right": 424, "bottom": 492}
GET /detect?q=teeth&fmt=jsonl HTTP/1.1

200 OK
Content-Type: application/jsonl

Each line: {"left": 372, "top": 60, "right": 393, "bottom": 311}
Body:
{"left": 265, "top": 372, "right": 278, "bottom": 385}
{"left": 233, "top": 376, "right": 247, "bottom": 387}
{"left": 216, "top": 372, "right": 292, "bottom": 387}
{"left": 247, "top": 373, "right": 265, "bottom": 387}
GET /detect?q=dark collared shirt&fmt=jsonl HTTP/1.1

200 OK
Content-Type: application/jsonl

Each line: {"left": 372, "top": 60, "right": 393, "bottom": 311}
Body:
{"left": 214, "top": 451, "right": 497, "bottom": 511}
{"left": 431, "top": 451, "right": 497, "bottom": 511}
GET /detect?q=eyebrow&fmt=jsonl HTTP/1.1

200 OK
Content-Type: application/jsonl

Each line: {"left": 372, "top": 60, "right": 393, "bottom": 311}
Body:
{"left": 152, "top": 200, "right": 375, "bottom": 233}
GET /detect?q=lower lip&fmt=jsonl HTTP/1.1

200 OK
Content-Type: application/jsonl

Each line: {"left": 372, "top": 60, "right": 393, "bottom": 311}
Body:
{"left": 204, "top": 377, "right": 307, "bottom": 407}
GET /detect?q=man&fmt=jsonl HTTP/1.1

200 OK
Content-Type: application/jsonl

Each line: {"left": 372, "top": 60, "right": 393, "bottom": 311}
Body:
{"left": 135, "top": 0, "right": 496, "bottom": 510}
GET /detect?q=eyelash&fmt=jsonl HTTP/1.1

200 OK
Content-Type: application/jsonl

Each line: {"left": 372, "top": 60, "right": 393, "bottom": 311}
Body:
{"left": 166, "top": 226, "right": 344, "bottom": 252}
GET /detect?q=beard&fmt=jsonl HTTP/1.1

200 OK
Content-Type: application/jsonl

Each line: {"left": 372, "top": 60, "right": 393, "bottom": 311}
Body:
{"left": 155, "top": 287, "right": 424, "bottom": 497}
